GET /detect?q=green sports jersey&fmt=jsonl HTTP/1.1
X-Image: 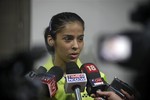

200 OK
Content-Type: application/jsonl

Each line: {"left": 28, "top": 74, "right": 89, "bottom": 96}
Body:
{"left": 44, "top": 58, "right": 107, "bottom": 100}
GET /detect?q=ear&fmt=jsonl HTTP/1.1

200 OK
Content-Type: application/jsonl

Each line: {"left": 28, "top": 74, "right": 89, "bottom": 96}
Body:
{"left": 47, "top": 35, "right": 54, "bottom": 46}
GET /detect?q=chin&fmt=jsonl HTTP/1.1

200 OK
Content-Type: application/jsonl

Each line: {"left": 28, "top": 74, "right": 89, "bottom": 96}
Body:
{"left": 68, "top": 59, "right": 77, "bottom": 62}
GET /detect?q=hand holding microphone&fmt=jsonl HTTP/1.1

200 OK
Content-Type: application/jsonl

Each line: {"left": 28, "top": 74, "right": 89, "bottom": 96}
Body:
{"left": 80, "top": 63, "right": 136, "bottom": 100}
{"left": 107, "top": 77, "right": 136, "bottom": 100}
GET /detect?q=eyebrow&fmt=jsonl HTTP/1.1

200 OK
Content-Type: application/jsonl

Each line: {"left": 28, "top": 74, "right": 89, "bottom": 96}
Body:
{"left": 62, "top": 34, "right": 84, "bottom": 37}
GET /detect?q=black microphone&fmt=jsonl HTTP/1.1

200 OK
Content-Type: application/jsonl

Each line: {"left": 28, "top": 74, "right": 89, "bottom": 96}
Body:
{"left": 64, "top": 62, "right": 87, "bottom": 100}
{"left": 25, "top": 66, "right": 47, "bottom": 80}
{"left": 36, "top": 66, "right": 47, "bottom": 74}
{"left": 80, "top": 63, "right": 125, "bottom": 99}
{"left": 36, "top": 66, "right": 64, "bottom": 98}
{"left": 107, "top": 77, "right": 136, "bottom": 99}
{"left": 80, "top": 63, "right": 107, "bottom": 97}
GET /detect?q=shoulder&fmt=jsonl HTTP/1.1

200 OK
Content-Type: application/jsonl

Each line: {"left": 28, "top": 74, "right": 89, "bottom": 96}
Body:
{"left": 43, "top": 57, "right": 54, "bottom": 71}
{"left": 100, "top": 71, "right": 107, "bottom": 81}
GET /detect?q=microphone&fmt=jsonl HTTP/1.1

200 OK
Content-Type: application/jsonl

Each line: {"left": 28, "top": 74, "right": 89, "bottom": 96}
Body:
{"left": 25, "top": 70, "right": 37, "bottom": 80}
{"left": 36, "top": 66, "right": 47, "bottom": 74}
{"left": 64, "top": 62, "right": 87, "bottom": 100}
{"left": 25, "top": 66, "right": 47, "bottom": 80}
{"left": 36, "top": 66, "right": 64, "bottom": 98}
{"left": 80, "top": 63, "right": 126, "bottom": 99}
{"left": 80, "top": 63, "right": 107, "bottom": 97}
{"left": 107, "top": 77, "right": 136, "bottom": 99}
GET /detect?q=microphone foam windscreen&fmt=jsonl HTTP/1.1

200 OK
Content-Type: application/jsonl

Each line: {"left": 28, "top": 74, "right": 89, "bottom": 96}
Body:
{"left": 66, "top": 62, "right": 81, "bottom": 74}
{"left": 36, "top": 66, "right": 47, "bottom": 74}
{"left": 47, "top": 66, "right": 64, "bottom": 82}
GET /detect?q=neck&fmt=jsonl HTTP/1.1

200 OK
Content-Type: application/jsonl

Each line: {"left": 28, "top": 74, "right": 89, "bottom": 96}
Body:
{"left": 52, "top": 56, "right": 66, "bottom": 73}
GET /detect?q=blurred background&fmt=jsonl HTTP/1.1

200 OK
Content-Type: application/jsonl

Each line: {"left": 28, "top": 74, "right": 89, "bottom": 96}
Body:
{"left": 0, "top": 0, "right": 149, "bottom": 87}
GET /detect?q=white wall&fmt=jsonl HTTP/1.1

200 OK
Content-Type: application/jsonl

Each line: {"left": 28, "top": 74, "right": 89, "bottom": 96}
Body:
{"left": 31, "top": 0, "right": 143, "bottom": 84}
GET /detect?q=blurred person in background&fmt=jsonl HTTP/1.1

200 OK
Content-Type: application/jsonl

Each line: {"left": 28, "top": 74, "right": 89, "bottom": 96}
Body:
{"left": 0, "top": 48, "right": 46, "bottom": 100}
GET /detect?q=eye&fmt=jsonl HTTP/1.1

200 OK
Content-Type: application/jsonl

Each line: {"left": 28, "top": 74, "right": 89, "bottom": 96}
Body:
{"left": 78, "top": 35, "right": 84, "bottom": 41}
{"left": 63, "top": 35, "right": 74, "bottom": 42}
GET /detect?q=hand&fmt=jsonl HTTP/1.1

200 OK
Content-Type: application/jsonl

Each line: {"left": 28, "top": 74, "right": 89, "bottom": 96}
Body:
{"left": 91, "top": 90, "right": 123, "bottom": 100}
{"left": 121, "top": 89, "right": 135, "bottom": 100}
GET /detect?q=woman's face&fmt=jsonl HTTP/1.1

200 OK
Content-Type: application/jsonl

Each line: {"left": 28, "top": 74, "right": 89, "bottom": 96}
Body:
{"left": 54, "top": 22, "right": 84, "bottom": 63}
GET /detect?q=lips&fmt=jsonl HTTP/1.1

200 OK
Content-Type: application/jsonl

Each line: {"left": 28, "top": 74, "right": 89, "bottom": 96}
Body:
{"left": 70, "top": 53, "right": 79, "bottom": 59}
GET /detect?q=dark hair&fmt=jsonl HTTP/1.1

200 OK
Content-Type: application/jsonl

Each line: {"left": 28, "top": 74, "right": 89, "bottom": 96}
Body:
{"left": 44, "top": 12, "right": 85, "bottom": 54}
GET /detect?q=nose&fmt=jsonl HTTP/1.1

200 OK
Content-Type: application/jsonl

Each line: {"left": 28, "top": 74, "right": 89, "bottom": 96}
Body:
{"left": 72, "top": 39, "right": 79, "bottom": 50}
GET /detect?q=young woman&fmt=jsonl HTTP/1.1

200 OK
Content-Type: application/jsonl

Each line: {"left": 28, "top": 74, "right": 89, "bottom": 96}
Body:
{"left": 43, "top": 12, "right": 133, "bottom": 100}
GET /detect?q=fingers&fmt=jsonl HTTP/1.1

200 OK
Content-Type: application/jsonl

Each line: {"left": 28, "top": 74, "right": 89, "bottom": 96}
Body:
{"left": 90, "top": 93, "right": 96, "bottom": 98}
{"left": 121, "top": 89, "right": 135, "bottom": 100}
{"left": 90, "top": 90, "right": 107, "bottom": 100}
{"left": 96, "top": 90, "right": 123, "bottom": 100}
{"left": 91, "top": 90, "right": 124, "bottom": 100}
{"left": 121, "top": 89, "right": 129, "bottom": 96}
{"left": 94, "top": 97, "right": 104, "bottom": 100}
{"left": 96, "top": 90, "right": 111, "bottom": 97}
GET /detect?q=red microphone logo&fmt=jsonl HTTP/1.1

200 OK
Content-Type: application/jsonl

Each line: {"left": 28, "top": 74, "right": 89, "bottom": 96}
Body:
{"left": 40, "top": 75, "right": 58, "bottom": 97}
{"left": 48, "top": 77, "right": 57, "bottom": 97}
{"left": 84, "top": 63, "right": 99, "bottom": 73}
